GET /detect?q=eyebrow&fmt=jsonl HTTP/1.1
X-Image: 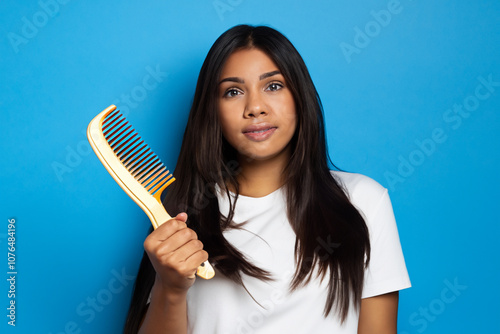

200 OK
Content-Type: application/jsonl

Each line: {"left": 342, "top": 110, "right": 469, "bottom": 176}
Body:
{"left": 218, "top": 70, "right": 281, "bottom": 84}
{"left": 259, "top": 70, "right": 281, "bottom": 80}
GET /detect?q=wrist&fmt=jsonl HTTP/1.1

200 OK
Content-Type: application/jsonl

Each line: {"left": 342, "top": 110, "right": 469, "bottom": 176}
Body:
{"left": 151, "top": 276, "right": 188, "bottom": 305}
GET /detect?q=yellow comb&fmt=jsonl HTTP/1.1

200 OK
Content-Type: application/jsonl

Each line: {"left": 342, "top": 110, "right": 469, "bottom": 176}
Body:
{"left": 87, "top": 105, "right": 215, "bottom": 280}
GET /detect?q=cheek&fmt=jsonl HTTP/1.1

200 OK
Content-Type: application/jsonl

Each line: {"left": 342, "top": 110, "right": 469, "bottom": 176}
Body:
{"left": 282, "top": 107, "right": 297, "bottom": 133}
{"left": 276, "top": 94, "right": 297, "bottom": 124}
{"left": 217, "top": 107, "right": 231, "bottom": 134}
{"left": 218, "top": 114, "right": 239, "bottom": 142}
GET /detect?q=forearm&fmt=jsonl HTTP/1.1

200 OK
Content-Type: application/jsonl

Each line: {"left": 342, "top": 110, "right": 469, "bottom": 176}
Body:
{"left": 138, "top": 281, "right": 188, "bottom": 334}
{"left": 358, "top": 291, "right": 399, "bottom": 334}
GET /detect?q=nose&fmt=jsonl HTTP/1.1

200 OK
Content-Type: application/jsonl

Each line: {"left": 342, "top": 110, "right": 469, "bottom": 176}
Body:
{"left": 243, "top": 92, "right": 267, "bottom": 118}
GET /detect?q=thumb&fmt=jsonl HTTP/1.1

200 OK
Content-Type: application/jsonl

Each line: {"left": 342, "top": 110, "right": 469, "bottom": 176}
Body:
{"left": 175, "top": 212, "right": 188, "bottom": 223}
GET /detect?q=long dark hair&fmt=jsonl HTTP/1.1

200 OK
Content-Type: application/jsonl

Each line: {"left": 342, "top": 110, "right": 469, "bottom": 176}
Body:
{"left": 124, "top": 25, "right": 370, "bottom": 333}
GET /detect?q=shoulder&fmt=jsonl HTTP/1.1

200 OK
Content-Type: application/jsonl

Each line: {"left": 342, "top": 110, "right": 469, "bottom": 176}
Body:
{"left": 330, "top": 171, "right": 389, "bottom": 220}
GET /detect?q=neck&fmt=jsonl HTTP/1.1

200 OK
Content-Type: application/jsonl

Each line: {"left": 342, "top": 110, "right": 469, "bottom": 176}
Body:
{"left": 235, "top": 152, "right": 289, "bottom": 198}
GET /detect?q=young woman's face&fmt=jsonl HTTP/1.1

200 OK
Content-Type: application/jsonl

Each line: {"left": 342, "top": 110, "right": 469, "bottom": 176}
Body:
{"left": 217, "top": 48, "right": 297, "bottom": 164}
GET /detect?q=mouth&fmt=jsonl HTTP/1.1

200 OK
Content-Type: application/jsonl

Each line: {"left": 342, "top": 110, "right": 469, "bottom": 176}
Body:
{"left": 243, "top": 124, "right": 277, "bottom": 142}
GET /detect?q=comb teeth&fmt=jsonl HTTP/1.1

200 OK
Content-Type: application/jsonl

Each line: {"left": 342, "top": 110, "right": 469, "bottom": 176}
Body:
{"left": 101, "top": 111, "right": 174, "bottom": 196}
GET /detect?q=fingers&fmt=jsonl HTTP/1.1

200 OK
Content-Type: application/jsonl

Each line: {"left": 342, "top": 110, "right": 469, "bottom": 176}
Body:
{"left": 144, "top": 212, "right": 209, "bottom": 280}
{"left": 149, "top": 240, "right": 208, "bottom": 279}
{"left": 144, "top": 214, "right": 188, "bottom": 248}
{"left": 165, "top": 246, "right": 209, "bottom": 278}
{"left": 187, "top": 249, "right": 209, "bottom": 269}
{"left": 161, "top": 228, "right": 200, "bottom": 255}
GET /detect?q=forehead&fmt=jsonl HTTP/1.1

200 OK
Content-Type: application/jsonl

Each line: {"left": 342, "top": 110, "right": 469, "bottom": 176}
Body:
{"left": 220, "top": 48, "right": 279, "bottom": 78}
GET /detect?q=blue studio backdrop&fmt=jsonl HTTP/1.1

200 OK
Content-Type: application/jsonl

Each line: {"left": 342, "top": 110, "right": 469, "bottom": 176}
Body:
{"left": 1, "top": 1, "right": 499, "bottom": 333}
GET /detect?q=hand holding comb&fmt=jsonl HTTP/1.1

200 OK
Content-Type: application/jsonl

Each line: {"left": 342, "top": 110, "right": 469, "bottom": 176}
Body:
{"left": 87, "top": 105, "right": 215, "bottom": 280}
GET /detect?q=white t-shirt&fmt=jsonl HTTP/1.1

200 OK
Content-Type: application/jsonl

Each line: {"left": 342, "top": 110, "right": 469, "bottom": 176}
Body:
{"left": 186, "top": 171, "right": 411, "bottom": 333}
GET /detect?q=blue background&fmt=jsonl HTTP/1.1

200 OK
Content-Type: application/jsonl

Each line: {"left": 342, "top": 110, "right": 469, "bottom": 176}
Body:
{"left": 1, "top": 0, "right": 499, "bottom": 333}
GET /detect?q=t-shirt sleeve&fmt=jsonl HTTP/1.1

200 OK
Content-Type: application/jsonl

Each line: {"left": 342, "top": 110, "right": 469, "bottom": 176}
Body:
{"left": 360, "top": 187, "right": 411, "bottom": 298}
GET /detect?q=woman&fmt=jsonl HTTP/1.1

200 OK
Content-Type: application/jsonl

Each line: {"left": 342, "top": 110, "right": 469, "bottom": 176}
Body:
{"left": 124, "top": 24, "right": 410, "bottom": 333}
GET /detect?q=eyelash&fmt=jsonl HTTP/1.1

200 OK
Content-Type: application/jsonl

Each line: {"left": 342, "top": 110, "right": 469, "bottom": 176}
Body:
{"left": 222, "top": 81, "right": 284, "bottom": 98}
{"left": 223, "top": 88, "right": 241, "bottom": 98}
{"left": 266, "top": 82, "right": 283, "bottom": 91}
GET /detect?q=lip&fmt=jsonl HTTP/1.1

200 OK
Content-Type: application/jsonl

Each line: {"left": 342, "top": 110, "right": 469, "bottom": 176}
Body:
{"left": 242, "top": 123, "right": 277, "bottom": 142}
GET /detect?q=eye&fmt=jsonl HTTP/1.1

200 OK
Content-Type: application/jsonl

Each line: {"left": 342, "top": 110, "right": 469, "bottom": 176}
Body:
{"left": 223, "top": 88, "right": 241, "bottom": 98}
{"left": 266, "top": 82, "right": 283, "bottom": 92}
